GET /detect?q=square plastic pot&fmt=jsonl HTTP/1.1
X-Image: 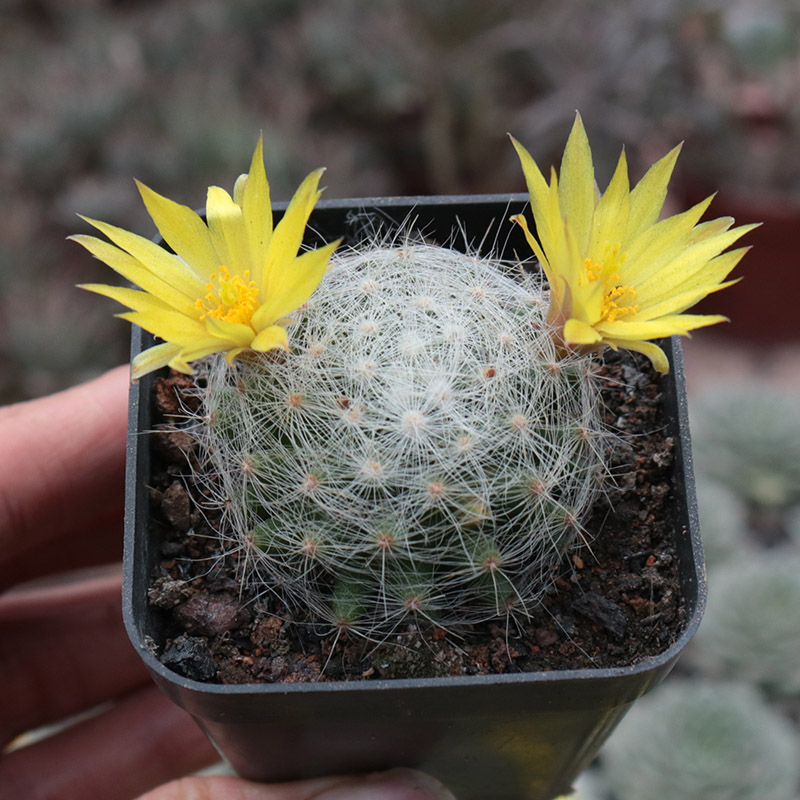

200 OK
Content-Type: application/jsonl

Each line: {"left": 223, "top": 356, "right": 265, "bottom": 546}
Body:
{"left": 122, "top": 194, "right": 706, "bottom": 800}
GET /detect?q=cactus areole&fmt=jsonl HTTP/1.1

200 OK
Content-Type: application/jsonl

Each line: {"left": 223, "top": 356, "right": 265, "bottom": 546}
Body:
{"left": 122, "top": 196, "right": 706, "bottom": 800}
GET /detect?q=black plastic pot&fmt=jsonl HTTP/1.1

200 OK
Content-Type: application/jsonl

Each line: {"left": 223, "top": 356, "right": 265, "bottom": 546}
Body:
{"left": 122, "top": 195, "right": 706, "bottom": 800}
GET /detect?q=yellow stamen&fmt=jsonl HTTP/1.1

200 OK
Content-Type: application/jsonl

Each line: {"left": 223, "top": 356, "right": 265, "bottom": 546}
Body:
{"left": 581, "top": 246, "right": 638, "bottom": 322}
{"left": 602, "top": 285, "right": 639, "bottom": 322}
{"left": 196, "top": 266, "right": 260, "bottom": 325}
{"left": 582, "top": 258, "right": 602, "bottom": 283}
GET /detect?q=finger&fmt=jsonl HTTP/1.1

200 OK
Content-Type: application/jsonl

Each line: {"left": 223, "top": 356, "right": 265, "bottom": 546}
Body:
{"left": 0, "top": 508, "right": 121, "bottom": 592}
{"left": 0, "top": 365, "right": 129, "bottom": 575}
{"left": 0, "top": 573, "right": 149, "bottom": 746}
{"left": 0, "top": 686, "right": 218, "bottom": 800}
{"left": 136, "top": 769, "right": 455, "bottom": 800}
{"left": 0, "top": 570, "right": 122, "bottom": 621}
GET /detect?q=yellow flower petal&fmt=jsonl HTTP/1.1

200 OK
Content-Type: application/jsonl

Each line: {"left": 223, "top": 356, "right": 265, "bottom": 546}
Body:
{"left": 167, "top": 355, "right": 195, "bottom": 375}
{"left": 206, "top": 186, "right": 249, "bottom": 278}
{"left": 224, "top": 347, "right": 247, "bottom": 366}
{"left": 511, "top": 115, "right": 754, "bottom": 372}
{"left": 563, "top": 317, "right": 603, "bottom": 345}
{"left": 622, "top": 196, "right": 715, "bottom": 286}
{"left": 177, "top": 338, "right": 234, "bottom": 364}
{"left": 639, "top": 248, "right": 748, "bottom": 312}
{"left": 588, "top": 150, "right": 630, "bottom": 262}
{"left": 136, "top": 181, "right": 220, "bottom": 279}
{"left": 238, "top": 135, "right": 272, "bottom": 287}
{"left": 78, "top": 282, "right": 176, "bottom": 315}
{"left": 604, "top": 337, "right": 671, "bottom": 374}
{"left": 558, "top": 113, "right": 596, "bottom": 254}
{"left": 78, "top": 217, "right": 206, "bottom": 298}
{"left": 635, "top": 279, "right": 739, "bottom": 321}
{"left": 251, "top": 324, "right": 289, "bottom": 352}
{"left": 74, "top": 139, "right": 335, "bottom": 378}
{"left": 531, "top": 168, "right": 575, "bottom": 316}
{"left": 597, "top": 313, "right": 728, "bottom": 340}
{"left": 634, "top": 224, "right": 758, "bottom": 304}
{"left": 509, "top": 213, "right": 553, "bottom": 293}
{"left": 263, "top": 168, "right": 325, "bottom": 298}
{"left": 688, "top": 215, "right": 735, "bottom": 244}
{"left": 203, "top": 315, "right": 256, "bottom": 346}
{"left": 509, "top": 135, "right": 552, "bottom": 252}
{"left": 118, "top": 309, "right": 208, "bottom": 346}
{"left": 132, "top": 342, "right": 183, "bottom": 380}
{"left": 71, "top": 235, "right": 200, "bottom": 318}
{"left": 626, "top": 144, "right": 681, "bottom": 241}
{"left": 252, "top": 239, "right": 339, "bottom": 330}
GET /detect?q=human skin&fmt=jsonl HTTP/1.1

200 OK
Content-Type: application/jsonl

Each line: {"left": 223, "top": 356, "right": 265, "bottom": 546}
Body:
{"left": 0, "top": 367, "right": 452, "bottom": 800}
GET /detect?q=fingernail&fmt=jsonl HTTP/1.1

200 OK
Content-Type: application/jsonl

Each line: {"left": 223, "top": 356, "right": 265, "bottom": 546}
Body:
{"left": 312, "top": 768, "right": 455, "bottom": 800}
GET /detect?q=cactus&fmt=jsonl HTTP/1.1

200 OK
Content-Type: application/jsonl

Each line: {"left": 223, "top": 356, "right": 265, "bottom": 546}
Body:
{"left": 691, "top": 551, "right": 800, "bottom": 696}
{"left": 601, "top": 681, "right": 800, "bottom": 800}
{"left": 185, "top": 242, "right": 610, "bottom": 635}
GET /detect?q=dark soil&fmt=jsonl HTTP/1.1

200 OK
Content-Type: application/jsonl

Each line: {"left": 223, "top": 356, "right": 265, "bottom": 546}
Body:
{"left": 145, "top": 350, "right": 685, "bottom": 684}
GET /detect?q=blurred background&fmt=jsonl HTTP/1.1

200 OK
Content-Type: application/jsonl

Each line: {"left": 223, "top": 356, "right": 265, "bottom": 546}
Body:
{"left": 2, "top": 0, "right": 800, "bottom": 401}
{"left": 3, "top": 1, "right": 800, "bottom": 797}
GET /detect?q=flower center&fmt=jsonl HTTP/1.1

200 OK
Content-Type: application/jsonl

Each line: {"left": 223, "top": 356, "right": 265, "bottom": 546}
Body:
{"left": 196, "top": 266, "right": 259, "bottom": 325}
{"left": 581, "top": 245, "right": 638, "bottom": 323}
{"left": 601, "top": 282, "right": 638, "bottom": 322}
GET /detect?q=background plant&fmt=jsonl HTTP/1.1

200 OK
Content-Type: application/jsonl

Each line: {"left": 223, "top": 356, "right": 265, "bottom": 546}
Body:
{"left": 693, "top": 477, "right": 749, "bottom": 567}
{"left": 4, "top": 0, "right": 800, "bottom": 401}
{"left": 601, "top": 682, "right": 800, "bottom": 800}
{"left": 690, "top": 551, "right": 800, "bottom": 697}
{"left": 692, "top": 385, "right": 800, "bottom": 544}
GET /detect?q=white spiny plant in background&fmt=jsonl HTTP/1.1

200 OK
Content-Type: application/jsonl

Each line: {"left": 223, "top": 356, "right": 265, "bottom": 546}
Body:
{"left": 693, "top": 477, "right": 749, "bottom": 567}
{"left": 690, "top": 551, "right": 800, "bottom": 697}
{"left": 601, "top": 681, "right": 800, "bottom": 800}
{"left": 188, "top": 242, "right": 609, "bottom": 634}
{"left": 694, "top": 386, "right": 800, "bottom": 512}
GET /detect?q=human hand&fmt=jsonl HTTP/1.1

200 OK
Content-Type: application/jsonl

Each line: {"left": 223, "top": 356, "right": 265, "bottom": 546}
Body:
{"left": 0, "top": 368, "right": 453, "bottom": 800}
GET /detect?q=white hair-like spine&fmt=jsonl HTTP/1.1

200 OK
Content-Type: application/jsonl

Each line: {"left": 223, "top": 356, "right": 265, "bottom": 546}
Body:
{"left": 184, "top": 240, "right": 612, "bottom": 638}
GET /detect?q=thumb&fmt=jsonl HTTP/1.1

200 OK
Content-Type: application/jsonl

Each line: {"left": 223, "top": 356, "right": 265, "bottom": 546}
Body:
{"left": 136, "top": 768, "right": 455, "bottom": 800}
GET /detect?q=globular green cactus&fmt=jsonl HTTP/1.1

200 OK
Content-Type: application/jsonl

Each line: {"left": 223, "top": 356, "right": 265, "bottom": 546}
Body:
{"left": 188, "top": 242, "right": 610, "bottom": 635}
{"left": 601, "top": 681, "right": 800, "bottom": 800}
{"left": 691, "top": 551, "right": 800, "bottom": 696}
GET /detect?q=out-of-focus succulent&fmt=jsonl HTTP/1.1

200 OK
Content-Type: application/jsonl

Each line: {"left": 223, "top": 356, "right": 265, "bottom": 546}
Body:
{"left": 602, "top": 680, "right": 800, "bottom": 800}
{"left": 691, "top": 551, "right": 800, "bottom": 696}
{"left": 568, "top": 769, "right": 609, "bottom": 800}
{"left": 693, "top": 386, "right": 800, "bottom": 512}
{"left": 788, "top": 506, "right": 800, "bottom": 544}
{"left": 695, "top": 476, "right": 749, "bottom": 566}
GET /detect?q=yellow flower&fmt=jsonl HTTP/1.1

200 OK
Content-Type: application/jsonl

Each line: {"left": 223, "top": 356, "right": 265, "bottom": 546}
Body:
{"left": 73, "top": 138, "right": 339, "bottom": 379}
{"left": 510, "top": 115, "right": 757, "bottom": 373}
